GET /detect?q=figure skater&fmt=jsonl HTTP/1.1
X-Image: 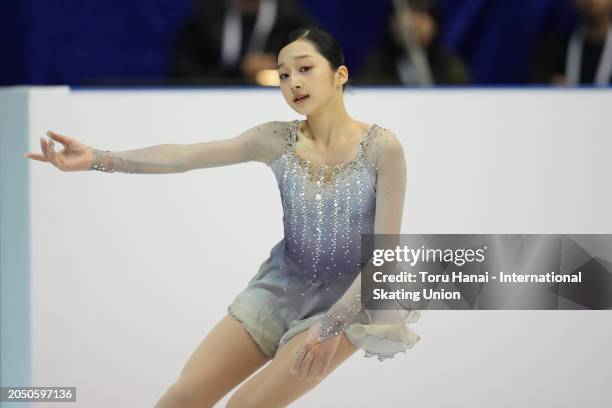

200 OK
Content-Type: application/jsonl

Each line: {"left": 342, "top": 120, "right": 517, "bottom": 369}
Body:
{"left": 25, "top": 27, "right": 421, "bottom": 408}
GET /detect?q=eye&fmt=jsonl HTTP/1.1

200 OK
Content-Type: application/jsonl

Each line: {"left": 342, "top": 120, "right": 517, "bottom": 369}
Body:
{"left": 278, "top": 66, "right": 311, "bottom": 80}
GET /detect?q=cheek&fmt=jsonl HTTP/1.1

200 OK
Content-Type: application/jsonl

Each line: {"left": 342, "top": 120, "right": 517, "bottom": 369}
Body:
{"left": 310, "top": 71, "right": 334, "bottom": 90}
{"left": 280, "top": 84, "right": 290, "bottom": 98}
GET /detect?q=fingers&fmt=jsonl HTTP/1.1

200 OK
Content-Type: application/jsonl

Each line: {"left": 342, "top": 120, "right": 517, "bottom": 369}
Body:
{"left": 311, "top": 347, "right": 333, "bottom": 381}
{"left": 294, "top": 331, "right": 318, "bottom": 371}
{"left": 24, "top": 134, "right": 67, "bottom": 166}
{"left": 290, "top": 321, "right": 331, "bottom": 381}
{"left": 40, "top": 137, "right": 47, "bottom": 156}
{"left": 24, "top": 137, "right": 50, "bottom": 163}
{"left": 300, "top": 344, "right": 332, "bottom": 381}
{"left": 291, "top": 341, "right": 325, "bottom": 381}
{"left": 296, "top": 345, "right": 316, "bottom": 380}
{"left": 24, "top": 152, "right": 48, "bottom": 162}
{"left": 44, "top": 138, "right": 61, "bottom": 168}
{"left": 290, "top": 341, "right": 310, "bottom": 376}
{"left": 46, "top": 130, "right": 72, "bottom": 146}
{"left": 291, "top": 335, "right": 315, "bottom": 377}
{"left": 294, "top": 340, "right": 338, "bottom": 381}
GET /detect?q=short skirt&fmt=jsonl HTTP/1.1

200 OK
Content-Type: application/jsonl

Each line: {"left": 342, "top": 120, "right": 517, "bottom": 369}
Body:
{"left": 227, "top": 239, "right": 421, "bottom": 360}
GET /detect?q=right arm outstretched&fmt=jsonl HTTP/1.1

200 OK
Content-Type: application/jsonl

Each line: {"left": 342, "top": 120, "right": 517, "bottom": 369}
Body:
{"left": 25, "top": 121, "right": 290, "bottom": 174}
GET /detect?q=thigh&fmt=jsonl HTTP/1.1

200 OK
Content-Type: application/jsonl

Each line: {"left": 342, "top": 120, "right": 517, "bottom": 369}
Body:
{"left": 226, "top": 329, "right": 358, "bottom": 408}
{"left": 155, "top": 314, "right": 271, "bottom": 408}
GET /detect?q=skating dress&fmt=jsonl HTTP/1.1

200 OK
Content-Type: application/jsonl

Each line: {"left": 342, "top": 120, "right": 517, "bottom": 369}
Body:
{"left": 89, "top": 119, "right": 421, "bottom": 360}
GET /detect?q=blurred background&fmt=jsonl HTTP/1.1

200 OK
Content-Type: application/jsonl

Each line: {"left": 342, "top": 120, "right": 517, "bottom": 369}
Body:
{"left": 3, "top": 2, "right": 612, "bottom": 407}
{"left": 4, "top": 0, "right": 611, "bottom": 88}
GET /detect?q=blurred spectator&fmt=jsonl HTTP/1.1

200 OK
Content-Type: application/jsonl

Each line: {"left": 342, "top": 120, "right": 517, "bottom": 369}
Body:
{"left": 531, "top": 0, "right": 612, "bottom": 85}
{"left": 169, "top": 0, "right": 314, "bottom": 85}
{"left": 355, "top": 0, "right": 471, "bottom": 85}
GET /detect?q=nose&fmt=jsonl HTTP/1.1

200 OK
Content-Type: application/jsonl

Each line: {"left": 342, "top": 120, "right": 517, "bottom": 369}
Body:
{"left": 290, "top": 78, "right": 302, "bottom": 91}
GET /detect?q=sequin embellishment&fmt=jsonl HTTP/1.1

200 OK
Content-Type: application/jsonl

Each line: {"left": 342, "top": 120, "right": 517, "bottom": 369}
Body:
{"left": 270, "top": 120, "right": 379, "bottom": 284}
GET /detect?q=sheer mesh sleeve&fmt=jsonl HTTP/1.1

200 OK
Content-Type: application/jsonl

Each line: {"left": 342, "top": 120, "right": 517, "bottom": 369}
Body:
{"left": 318, "top": 127, "right": 421, "bottom": 359}
{"left": 89, "top": 121, "right": 290, "bottom": 174}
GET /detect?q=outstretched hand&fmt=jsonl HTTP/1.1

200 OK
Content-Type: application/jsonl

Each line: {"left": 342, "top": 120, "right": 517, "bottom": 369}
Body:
{"left": 290, "top": 320, "right": 341, "bottom": 382}
{"left": 24, "top": 131, "right": 94, "bottom": 172}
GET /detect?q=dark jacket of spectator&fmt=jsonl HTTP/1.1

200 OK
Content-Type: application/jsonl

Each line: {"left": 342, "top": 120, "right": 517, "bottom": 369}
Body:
{"left": 355, "top": 4, "right": 471, "bottom": 85}
{"left": 170, "top": 0, "right": 313, "bottom": 84}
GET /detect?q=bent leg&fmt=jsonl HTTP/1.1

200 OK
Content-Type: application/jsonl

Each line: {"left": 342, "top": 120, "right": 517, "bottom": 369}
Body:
{"left": 155, "top": 314, "right": 271, "bottom": 408}
{"left": 226, "top": 329, "right": 358, "bottom": 408}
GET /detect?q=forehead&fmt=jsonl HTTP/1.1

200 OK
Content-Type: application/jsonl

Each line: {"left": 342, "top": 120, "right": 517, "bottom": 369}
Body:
{"left": 277, "top": 40, "right": 321, "bottom": 65}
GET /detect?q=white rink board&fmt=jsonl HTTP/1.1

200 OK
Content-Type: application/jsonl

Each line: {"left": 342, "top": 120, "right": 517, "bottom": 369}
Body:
{"left": 3, "top": 86, "right": 611, "bottom": 408}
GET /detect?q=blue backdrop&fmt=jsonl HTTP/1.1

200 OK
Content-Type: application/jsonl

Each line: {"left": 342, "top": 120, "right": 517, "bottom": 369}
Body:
{"left": 1, "top": 0, "right": 577, "bottom": 86}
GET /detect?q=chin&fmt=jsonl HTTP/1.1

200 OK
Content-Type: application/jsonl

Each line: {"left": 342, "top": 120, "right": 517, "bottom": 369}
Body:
{"left": 292, "top": 106, "right": 310, "bottom": 115}
{"left": 296, "top": 99, "right": 323, "bottom": 116}
{"left": 290, "top": 103, "right": 311, "bottom": 115}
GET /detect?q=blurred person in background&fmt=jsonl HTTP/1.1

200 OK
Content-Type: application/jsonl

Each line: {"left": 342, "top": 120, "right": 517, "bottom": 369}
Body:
{"left": 169, "top": 0, "right": 314, "bottom": 85}
{"left": 531, "top": 0, "right": 612, "bottom": 85}
{"left": 355, "top": 0, "right": 471, "bottom": 85}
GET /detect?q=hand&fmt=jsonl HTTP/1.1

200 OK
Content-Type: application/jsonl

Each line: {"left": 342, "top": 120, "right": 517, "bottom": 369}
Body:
{"left": 551, "top": 74, "right": 568, "bottom": 86}
{"left": 24, "top": 131, "right": 94, "bottom": 172}
{"left": 240, "top": 52, "right": 277, "bottom": 80}
{"left": 290, "top": 320, "right": 341, "bottom": 382}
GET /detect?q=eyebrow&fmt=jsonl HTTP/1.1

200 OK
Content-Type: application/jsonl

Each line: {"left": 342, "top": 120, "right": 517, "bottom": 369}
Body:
{"left": 276, "top": 54, "right": 314, "bottom": 70}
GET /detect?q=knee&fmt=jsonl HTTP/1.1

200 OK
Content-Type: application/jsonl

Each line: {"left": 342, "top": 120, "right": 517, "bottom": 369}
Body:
{"left": 156, "top": 381, "right": 213, "bottom": 408}
{"left": 155, "top": 382, "right": 191, "bottom": 408}
{"left": 226, "top": 392, "right": 269, "bottom": 408}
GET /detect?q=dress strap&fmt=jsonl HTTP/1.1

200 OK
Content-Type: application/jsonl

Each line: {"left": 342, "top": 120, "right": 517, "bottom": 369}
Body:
{"left": 356, "top": 123, "right": 378, "bottom": 163}
{"left": 282, "top": 119, "right": 298, "bottom": 155}
{"left": 289, "top": 120, "right": 299, "bottom": 145}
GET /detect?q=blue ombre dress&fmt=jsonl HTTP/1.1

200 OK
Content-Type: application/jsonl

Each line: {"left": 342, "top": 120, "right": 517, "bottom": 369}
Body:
{"left": 89, "top": 118, "right": 420, "bottom": 361}
{"left": 227, "top": 120, "right": 421, "bottom": 360}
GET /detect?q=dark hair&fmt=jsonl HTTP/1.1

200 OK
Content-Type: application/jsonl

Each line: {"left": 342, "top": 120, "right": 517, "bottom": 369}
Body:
{"left": 278, "top": 27, "right": 350, "bottom": 91}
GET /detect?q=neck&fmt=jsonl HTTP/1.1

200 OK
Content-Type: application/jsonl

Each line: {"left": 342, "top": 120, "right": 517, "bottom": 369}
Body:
{"left": 305, "top": 93, "right": 352, "bottom": 147}
{"left": 582, "top": 17, "right": 610, "bottom": 42}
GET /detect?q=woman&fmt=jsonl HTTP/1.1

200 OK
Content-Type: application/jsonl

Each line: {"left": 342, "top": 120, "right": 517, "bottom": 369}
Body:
{"left": 25, "top": 27, "right": 421, "bottom": 408}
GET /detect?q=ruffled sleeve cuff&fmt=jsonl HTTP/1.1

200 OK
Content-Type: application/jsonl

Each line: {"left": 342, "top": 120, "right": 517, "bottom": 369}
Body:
{"left": 345, "top": 309, "right": 421, "bottom": 361}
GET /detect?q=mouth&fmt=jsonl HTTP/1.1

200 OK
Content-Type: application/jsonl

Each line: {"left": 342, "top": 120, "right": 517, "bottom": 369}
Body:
{"left": 293, "top": 95, "right": 310, "bottom": 103}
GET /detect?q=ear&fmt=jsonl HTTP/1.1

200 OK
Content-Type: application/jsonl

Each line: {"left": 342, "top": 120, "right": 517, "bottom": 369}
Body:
{"left": 335, "top": 65, "right": 349, "bottom": 89}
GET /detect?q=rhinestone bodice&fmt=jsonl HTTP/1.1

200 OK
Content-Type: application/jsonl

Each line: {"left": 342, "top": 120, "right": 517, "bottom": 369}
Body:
{"left": 270, "top": 120, "right": 378, "bottom": 284}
